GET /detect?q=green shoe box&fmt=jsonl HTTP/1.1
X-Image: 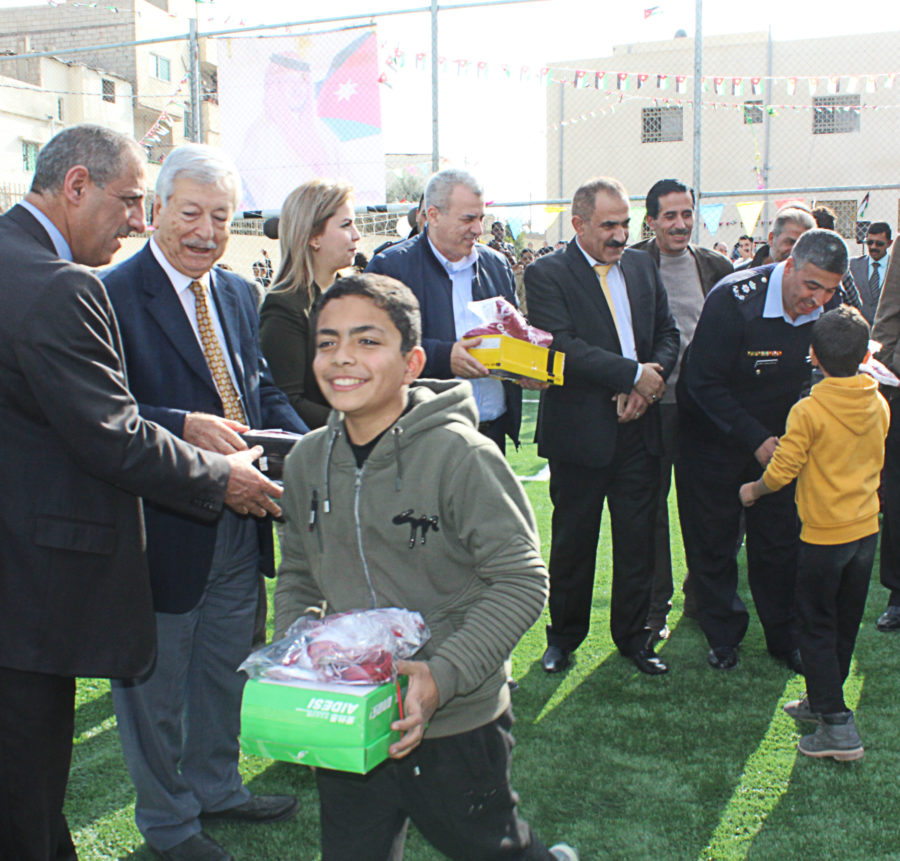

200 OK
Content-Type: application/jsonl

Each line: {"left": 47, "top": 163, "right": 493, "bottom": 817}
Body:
{"left": 240, "top": 676, "right": 407, "bottom": 773}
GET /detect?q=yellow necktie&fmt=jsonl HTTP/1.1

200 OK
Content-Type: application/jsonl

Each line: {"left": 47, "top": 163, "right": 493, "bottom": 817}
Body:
{"left": 190, "top": 280, "right": 247, "bottom": 424}
{"left": 593, "top": 263, "right": 624, "bottom": 347}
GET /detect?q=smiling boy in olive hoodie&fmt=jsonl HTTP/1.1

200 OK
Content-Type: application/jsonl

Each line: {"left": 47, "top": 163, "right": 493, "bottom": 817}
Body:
{"left": 740, "top": 306, "right": 889, "bottom": 762}
{"left": 273, "top": 273, "right": 578, "bottom": 861}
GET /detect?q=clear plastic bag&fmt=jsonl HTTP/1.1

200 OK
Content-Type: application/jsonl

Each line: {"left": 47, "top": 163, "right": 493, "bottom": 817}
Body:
{"left": 239, "top": 608, "right": 431, "bottom": 685}
{"left": 464, "top": 296, "right": 553, "bottom": 346}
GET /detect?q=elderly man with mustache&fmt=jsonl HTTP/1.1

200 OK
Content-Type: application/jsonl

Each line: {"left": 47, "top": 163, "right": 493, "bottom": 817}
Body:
{"left": 631, "top": 179, "right": 734, "bottom": 637}
{"left": 525, "top": 176, "right": 680, "bottom": 677}
{"left": 102, "top": 144, "right": 307, "bottom": 861}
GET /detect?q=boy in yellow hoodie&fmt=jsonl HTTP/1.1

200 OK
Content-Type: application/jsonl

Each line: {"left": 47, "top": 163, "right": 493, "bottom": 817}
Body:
{"left": 740, "top": 305, "right": 889, "bottom": 761}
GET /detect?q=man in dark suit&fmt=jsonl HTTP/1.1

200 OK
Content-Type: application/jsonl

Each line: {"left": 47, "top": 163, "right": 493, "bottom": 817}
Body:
{"left": 0, "top": 126, "right": 283, "bottom": 861}
{"left": 525, "top": 176, "right": 680, "bottom": 676}
{"left": 850, "top": 221, "right": 892, "bottom": 323}
{"left": 103, "top": 144, "right": 307, "bottom": 861}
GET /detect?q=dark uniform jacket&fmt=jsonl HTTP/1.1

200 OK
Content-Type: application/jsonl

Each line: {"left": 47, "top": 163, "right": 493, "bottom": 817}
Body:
{"left": 679, "top": 264, "right": 840, "bottom": 454}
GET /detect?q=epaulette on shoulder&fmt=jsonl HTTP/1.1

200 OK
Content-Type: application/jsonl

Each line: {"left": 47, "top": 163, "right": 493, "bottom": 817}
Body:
{"left": 730, "top": 272, "right": 768, "bottom": 302}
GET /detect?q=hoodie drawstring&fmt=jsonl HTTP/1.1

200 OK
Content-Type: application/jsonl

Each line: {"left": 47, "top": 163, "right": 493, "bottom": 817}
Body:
{"left": 392, "top": 426, "right": 404, "bottom": 491}
{"left": 323, "top": 427, "right": 340, "bottom": 514}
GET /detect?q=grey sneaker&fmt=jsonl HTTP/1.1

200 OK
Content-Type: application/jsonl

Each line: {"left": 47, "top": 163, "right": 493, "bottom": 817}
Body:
{"left": 798, "top": 711, "right": 864, "bottom": 761}
{"left": 783, "top": 695, "right": 820, "bottom": 723}
{"left": 550, "top": 844, "right": 580, "bottom": 861}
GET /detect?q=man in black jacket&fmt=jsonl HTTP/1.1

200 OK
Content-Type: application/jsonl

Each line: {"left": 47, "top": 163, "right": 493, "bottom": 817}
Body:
{"left": 367, "top": 168, "right": 525, "bottom": 451}
{"left": 525, "top": 176, "right": 680, "bottom": 676}
{"left": 0, "top": 125, "right": 281, "bottom": 861}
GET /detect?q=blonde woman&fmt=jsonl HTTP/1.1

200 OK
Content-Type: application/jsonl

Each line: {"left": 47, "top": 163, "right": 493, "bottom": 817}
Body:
{"left": 259, "top": 180, "right": 360, "bottom": 428}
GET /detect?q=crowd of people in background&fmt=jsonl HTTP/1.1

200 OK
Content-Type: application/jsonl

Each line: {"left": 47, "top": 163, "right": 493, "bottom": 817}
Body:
{"left": 3, "top": 122, "right": 898, "bottom": 861}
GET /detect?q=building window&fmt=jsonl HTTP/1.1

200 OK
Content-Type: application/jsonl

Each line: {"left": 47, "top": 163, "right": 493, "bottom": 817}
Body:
{"left": 742, "top": 100, "right": 764, "bottom": 124}
{"left": 812, "top": 95, "right": 860, "bottom": 134}
{"left": 57, "top": 98, "right": 64, "bottom": 120}
{"left": 641, "top": 106, "right": 683, "bottom": 143}
{"left": 151, "top": 53, "right": 171, "bottom": 82}
{"left": 22, "top": 140, "right": 40, "bottom": 172}
{"left": 102, "top": 79, "right": 116, "bottom": 103}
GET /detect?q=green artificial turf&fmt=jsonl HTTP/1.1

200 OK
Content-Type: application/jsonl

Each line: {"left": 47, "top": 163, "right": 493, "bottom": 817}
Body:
{"left": 66, "top": 399, "right": 900, "bottom": 859}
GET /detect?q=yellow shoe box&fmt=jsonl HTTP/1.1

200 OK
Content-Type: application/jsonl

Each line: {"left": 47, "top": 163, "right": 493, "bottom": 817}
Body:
{"left": 468, "top": 335, "right": 565, "bottom": 385}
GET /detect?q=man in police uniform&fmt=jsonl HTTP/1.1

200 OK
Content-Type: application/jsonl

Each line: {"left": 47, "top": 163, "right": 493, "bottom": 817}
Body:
{"left": 676, "top": 229, "right": 846, "bottom": 671}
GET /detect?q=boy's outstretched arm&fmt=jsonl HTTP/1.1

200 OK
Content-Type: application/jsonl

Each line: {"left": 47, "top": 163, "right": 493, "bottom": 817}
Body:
{"left": 739, "top": 477, "right": 773, "bottom": 507}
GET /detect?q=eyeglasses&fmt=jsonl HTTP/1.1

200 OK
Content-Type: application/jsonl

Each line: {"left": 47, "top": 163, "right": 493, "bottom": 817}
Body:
{"left": 866, "top": 240, "right": 888, "bottom": 248}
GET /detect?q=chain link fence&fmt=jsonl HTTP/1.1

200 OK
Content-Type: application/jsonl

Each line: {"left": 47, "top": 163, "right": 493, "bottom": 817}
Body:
{"left": 2, "top": 5, "right": 899, "bottom": 281}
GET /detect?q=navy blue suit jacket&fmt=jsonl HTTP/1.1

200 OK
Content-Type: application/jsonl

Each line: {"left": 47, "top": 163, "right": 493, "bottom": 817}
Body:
{"left": 366, "top": 228, "right": 523, "bottom": 445}
{"left": 103, "top": 243, "right": 306, "bottom": 614}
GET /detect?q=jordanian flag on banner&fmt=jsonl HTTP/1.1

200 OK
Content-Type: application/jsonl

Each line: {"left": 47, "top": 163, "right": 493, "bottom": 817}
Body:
{"left": 316, "top": 31, "right": 381, "bottom": 141}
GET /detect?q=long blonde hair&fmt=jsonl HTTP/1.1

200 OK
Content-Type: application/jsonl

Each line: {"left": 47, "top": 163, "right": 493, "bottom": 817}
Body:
{"left": 271, "top": 179, "right": 353, "bottom": 300}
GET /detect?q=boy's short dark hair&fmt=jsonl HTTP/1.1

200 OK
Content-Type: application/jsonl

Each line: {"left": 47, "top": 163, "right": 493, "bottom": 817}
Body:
{"left": 314, "top": 273, "right": 422, "bottom": 353}
{"left": 810, "top": 305, "right": 870, "bottom": 377}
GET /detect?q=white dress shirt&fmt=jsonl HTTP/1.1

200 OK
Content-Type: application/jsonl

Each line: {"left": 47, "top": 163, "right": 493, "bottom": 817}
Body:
{"left": 428, "top": 237, "right": 506, "bottom": 422}
{"left": 149, "top": 237, "right": 242, "bottom": 391}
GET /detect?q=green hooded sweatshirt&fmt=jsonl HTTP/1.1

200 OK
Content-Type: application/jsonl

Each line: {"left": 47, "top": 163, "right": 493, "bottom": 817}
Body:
{"left": 274, "top": 379, "right": 548, "bottom": 738}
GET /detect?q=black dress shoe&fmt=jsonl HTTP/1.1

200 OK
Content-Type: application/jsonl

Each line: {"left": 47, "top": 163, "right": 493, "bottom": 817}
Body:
{"left": 200, "top": 794, "right": 299, "bottom": 824}
{"left": 630, "top": 647, "right": 669, "bottom": 675}
{"left": 541, "top": 645, "right": 571, "bottom": 673}
{"left": 631, "top": 646, "right": 669, "bottom": 676}
{"left": 150, "top": 832, "right": 234, "bottom": 861}
{"left": 708, "top": 646, "right": 739, "bottom": 670}
{"left": 877, "top": 605, "right": 900, "bottom": 632}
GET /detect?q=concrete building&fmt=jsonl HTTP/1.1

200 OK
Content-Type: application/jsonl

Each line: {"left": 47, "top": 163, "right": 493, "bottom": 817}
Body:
{"left": 0, "top": 56, "right": 132, "bottom": 204}
{"left": 546, "top": 30, "right": 900, "bottom": 248}
{"left": 0, "top": 0, "right": 218, "bottom": 170}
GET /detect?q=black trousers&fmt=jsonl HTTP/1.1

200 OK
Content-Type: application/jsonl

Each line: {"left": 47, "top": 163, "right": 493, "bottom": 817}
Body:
{"left": 0, "top": 666, "right": 78, "bottom": 861}
{"left": 796, "top": 535, "right": 876, "bottom": 714}
{"left": 648, "top": 403, "right": 680, "bottom": 623}
{"left": 676, "top": 435, "right": 800, "bottom": 655}
{"left": 478, "top": 415, "right": 507, "bottom": 455}
{"left": 879, "top": 397, "right": 900, "bottom": 605}
{"left": 546, "top": 421, "right": 659, "bottom": 656}
{"left": 315, "top": 710, "right": 553, "bottom": 861}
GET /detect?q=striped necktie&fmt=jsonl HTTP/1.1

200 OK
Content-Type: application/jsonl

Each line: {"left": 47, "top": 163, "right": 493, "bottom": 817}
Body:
{"left": 870, "top": 260, "right": 881, "bottom": 303}
{"left": 189, "top": 280, "right": 246, "bottom": 424}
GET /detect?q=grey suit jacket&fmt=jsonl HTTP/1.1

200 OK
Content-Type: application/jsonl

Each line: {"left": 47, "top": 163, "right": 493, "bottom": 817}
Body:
{"left": 850, "top": 254, "right": 885, "bottom": 324}
{"left": 0, "top": 205, "right": 230, "bottom": 679}
{"left": 525, "top": 242, "right": 680, "bottom": 468}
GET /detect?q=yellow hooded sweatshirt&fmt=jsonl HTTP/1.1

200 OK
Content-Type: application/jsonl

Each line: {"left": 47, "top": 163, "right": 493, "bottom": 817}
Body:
{"left": 762, "top": 374, "right": 890, "bottom": 545}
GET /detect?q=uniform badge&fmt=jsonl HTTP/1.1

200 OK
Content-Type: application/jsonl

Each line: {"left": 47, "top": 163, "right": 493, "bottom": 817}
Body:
{"left": 732, "top": 279, "right": 762, "bottom": 302}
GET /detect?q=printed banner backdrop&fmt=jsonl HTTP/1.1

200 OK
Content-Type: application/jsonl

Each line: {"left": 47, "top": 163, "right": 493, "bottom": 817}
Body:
{"left": 218, "top": 28, "right": 385, "bottom": 212}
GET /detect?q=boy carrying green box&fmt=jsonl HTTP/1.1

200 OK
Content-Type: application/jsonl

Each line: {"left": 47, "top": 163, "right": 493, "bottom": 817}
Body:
{"left": 273, "top": 273, "right": 578, "bottom": 860}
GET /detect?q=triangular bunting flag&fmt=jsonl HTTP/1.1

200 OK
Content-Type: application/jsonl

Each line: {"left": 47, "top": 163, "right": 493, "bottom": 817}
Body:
{"left": 737, "top": 201, "right": 764, "bottom": 236}
{"left": 699, "top": 203, "right": 724, "bottom": 236}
